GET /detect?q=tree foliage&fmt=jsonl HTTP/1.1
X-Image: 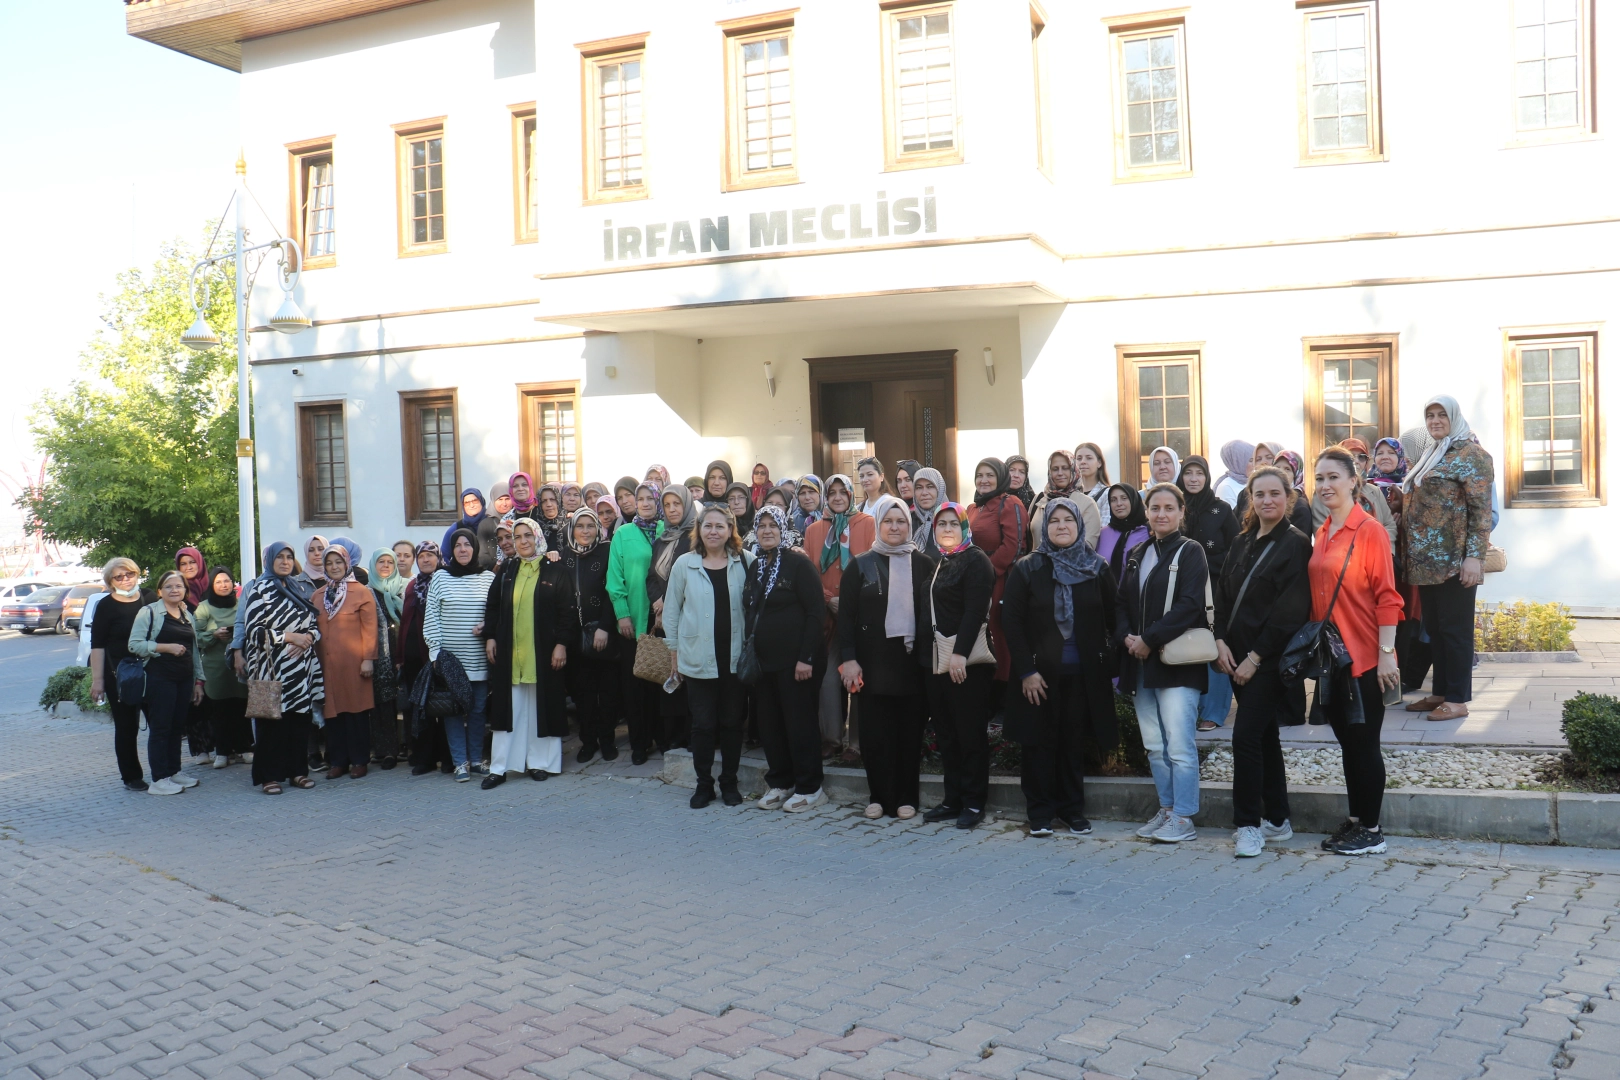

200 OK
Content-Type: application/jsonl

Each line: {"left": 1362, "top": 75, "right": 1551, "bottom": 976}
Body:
{"left": 20, "top": 230, "right": 244, "bottom": 582}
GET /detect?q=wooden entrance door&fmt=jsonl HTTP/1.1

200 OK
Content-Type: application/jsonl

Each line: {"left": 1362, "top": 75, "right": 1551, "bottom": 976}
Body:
{"left": 807, "top": 351, "right": 956, "bottom": 487}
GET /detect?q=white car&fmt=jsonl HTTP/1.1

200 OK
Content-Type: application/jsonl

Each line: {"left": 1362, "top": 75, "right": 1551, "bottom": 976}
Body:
{"left": 77, "top": 591, "right": 106, "bottom": 666}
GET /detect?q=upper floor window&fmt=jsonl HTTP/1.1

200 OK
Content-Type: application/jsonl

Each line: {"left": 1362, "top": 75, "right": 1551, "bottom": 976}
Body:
{"left": 1107, "top": 14, "right": 1191, "bottom": 181}
{"left": 520, "top": 383, "right": 581, "bottom": 484}
{"left": 1300, "top": 2, "right": 1383, "bottom": 164}
{"left": 513, "top": 107, "right": 538, "bottom": 241}
{"left": 882, "top": 2, "right": 962, "bottom": 170}
{"left": 722, "top": 14, "right": 797, "bottom": 191}
{"left": 394, "top": 120, "right": 446, "bottom": 256}
{"left": 1504, "top": 329, "right": 1602, "bottom": 507}
{"left": 287, "top": 139, "right": 335, "bottom": 268}
{"left": 581, "top": 36, "right": 648, "bottom": 203}
{"left": 297, "top": 402, "right": 349, "bottom": 526}
{"left": 1515, "top": 0, "right": 1592, "bottom": 136}
{"left": 1303, "top": 336, "right": 1398, "bottom": 454}
{"left": 400, "top": 389, "right": 461, "bottom": 525}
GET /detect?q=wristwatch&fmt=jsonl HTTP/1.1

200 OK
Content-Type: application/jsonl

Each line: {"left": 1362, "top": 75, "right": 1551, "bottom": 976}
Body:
{"left": 1379, "top": 645, "right": 1396, "bottom": 654}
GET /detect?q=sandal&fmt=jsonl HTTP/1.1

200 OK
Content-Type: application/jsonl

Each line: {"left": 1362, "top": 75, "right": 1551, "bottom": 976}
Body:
{"left": 897, "top": 806, "right": 916, "bottom": 820}
{"left": 289, "top": 775, "right": 316, "bottom": 789}
{"left": 1427, "top": 702, "right": 1470, "bottom": 721}
{"left": 863, "top": 802, "right": 883, "bottom": 819}
{"left": 1196, "top": 719, "right": 1218, "bottom": 732}
{"left": 261, "top": 783, "right": 283, "bottom": 795}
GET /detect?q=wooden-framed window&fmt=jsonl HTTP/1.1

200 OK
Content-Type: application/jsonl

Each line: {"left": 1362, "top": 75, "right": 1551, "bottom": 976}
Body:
{"left": 1106, "top": 11, "right": 1191, "bottom": 182}
{"left": 1298, "top": 1, "right": 1383, "bottom": 164}
{"left": 1513, "top": 0, "right": 1593, "bottom": 138}
{"left": 580, "top": 35, "right": 648, "bottom": 203}
{"left": 1303, "top": 335, "right": 1398, "bottom": 454}
{"left": 1031, "top": 4, "right": 1053, "bottom": 176}
{"left": 518, "top": 383, "right": 581, "bottom": 484}
{"left": 881, "top": 1, "right": 962, "bottom": 171}
{"left": 1503, "top": 327, "right": 1602, "bottom": 507}
{"left": 512, "top": 106, "right": 538, "bottom": 242}
{"left": 287, "top": 139, "right": 336, "bottom": 268}
{"left": 394, "top": 120, "right": 446, "bottom": 256}
{"left": 399, "top": 389, "right": 461, "bottom": 526}
{"left": 1116, "top": 344, "right": 1203, "bottom": 488}
{"left": 297, "top": 401, "right": 349, "bottom": 526}
{"left": 721, "top": 11, "right": 797, "bottom": 191}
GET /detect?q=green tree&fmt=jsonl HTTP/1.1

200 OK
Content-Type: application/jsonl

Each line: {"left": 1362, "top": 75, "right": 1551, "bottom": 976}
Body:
{"left": 20, "top": 230, "right": 244, "bottom": 582}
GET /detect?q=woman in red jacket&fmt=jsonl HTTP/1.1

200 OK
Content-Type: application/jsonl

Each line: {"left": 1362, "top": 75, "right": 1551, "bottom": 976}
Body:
{"left": 967, "top": 457, "right": 1027, "bottom": 684}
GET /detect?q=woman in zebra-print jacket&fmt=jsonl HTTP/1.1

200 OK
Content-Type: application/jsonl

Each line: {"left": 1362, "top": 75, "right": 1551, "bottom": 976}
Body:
{"left": 243, "top": 541, "right": 325, "bottom": 794}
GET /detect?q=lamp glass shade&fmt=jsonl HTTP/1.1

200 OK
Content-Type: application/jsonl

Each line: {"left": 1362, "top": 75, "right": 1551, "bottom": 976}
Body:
{"left": 180, "top": 313, "right": 221, "bottom": 351}
{"left": 268, "top": 296, "right": 311, "bottom": 334}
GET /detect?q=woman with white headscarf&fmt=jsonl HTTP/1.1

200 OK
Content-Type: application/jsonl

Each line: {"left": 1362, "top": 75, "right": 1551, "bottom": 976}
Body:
{"left": 1399, "top": 396, "right": 1494, "bottom": 722}
{"left": 836, "top": 495, "right": 934, "bottom": 820}
{"left": 1140, "top": 446, "right": 1182, "bottom": 494}
{"left": 480, "top": 519, "right": 569, "bottom": 787}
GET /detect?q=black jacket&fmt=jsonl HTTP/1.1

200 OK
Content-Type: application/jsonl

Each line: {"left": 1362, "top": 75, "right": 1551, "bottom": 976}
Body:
{"left": 835, "top": 550, "right": 933, "bottom": 696}
{"left": 1183, "top": 496, "right": 1239, "bottom": 578}
{"left": 1000, "top": 553, "right": 1119, "bottom": 749}
{"left": 561, "top": 542, "right": 616, "bottom": 661}
{"left": 1116, "top": 534, "right": 1211, "bottom": 692}
{"left": 744, "top": 549, "right": 826, "bottom": 672}
{"left": 1236, "top": 489, "right": 1315, "bottom": 540}
{"left": 1213, "top": 524, "right": 1313, "bottom": 670}
{"left": 481, "top": 558, "right": 572, "bottom": 734}
{"left": 917, "top": 547, "right": 995, "bottom": 670}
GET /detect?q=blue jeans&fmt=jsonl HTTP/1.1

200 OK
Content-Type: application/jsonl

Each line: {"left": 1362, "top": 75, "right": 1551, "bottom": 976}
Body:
{"left": 444, "top": 680, "right": 487, "bottom": 769}
{"left": 1135, "top": 674, "right": 1201, "bottom": 817}
{"left": 1198, "top": 666, "right": 1233, "bottom": 726}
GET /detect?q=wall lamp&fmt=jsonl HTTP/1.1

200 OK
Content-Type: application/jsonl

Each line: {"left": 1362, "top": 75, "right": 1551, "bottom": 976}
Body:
{"left": 764, "top": 360, "right": 776, "bottom": 397}
{"left": 983, "top": 347, "right": 996, "bottom": 386}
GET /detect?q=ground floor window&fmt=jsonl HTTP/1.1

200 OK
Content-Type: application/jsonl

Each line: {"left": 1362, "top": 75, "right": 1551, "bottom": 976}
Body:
{"left": 1115, "top": 344, "right": 1203, "bottom": 488}
{"left": 1503, "top": 328, "right": 1602, "bottom": 507}
{"left": 1303, "top": 335, "right": 1398, "bottom": 454}
{"left": 519, "top": 383, "right": 580, "bottom": 484}
{"left": 297, "top": 401, "right": 349, "bottom": 527}
{"left": 399, "top": 389, "right": 460, "bottom": 526}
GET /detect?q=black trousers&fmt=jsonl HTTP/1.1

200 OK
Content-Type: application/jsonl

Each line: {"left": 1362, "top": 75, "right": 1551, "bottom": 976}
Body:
{"left": 144, "top": 674, "right": 190, "bottom": 781}
{"left": 108, "top": 690, "right": 146, "bottom": 785}
{"left": 757, "top": 664, "right": 826, "bottom": 795}
{"left": 926, "top": 666, "right": 994, "bottom": 811}
{"left": 370, "top": 701, "right": 400, "bottom": 760}
{"left": 1420, "top": 576, "right": 1476, "bottom": 703}
{"left": 1231, "top": 666, "right": 1292, "bottom": 829}
{"left": 408, "top": 712, "right": 453, "bottom": 770}
{"left": 184, "top": 692, "right": 213, "bottom": 757}
{"left": 1396, "top": 617, "right": 1433, "bottom": 692}
{"left": 1329, "top": 669, "right": 1388, "bottom": 828}
{"left": 1018, "top": 673, "right": 1089, "bottom": 828}
{"left": 253, "top": 712, "right": 312, "bottom": 785}
{"left": 687, "top": 672, "right": 745, "bottom": 789}
{"left": 620, "top": 648, "right": 662, "bottom": 753}
{"left": 206, "top": 695, "right": 254, "bottom": 756}
{"left": 661, "top": 680, "right": 690, "bottom": 750}
{"left": 853, "top": 691, "right": 923, "bottom": 814}
{"left": 325, "top": 710, "right": 372, "bottom": 771}
{"left": 570, "top": 657, "right": 620, "bottom": 752}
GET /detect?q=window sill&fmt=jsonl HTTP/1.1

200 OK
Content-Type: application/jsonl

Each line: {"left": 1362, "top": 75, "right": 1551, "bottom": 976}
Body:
{"left": 883, "top": 151, "right": 963, "bottom": 173}
{"left": 405, "top": 515, "right": 461, "bottom": 528}
{"left": 398, "top": 243, "right": 449, "bottom": 259}
{"left": 300, "top": 516, "right": 352, "bottom": 529}
{"left": 722, "top": 170, "right": 802, "bottom": 193}
{"left": 302, "top": 255, "right": 337, "bottom": 270}
{"left": 1112, "top": 166, "right": 1193, "bottom": 184}
{"left": 1506, "top": 492, "right": 1604, "bottom": 509}
{"left": 1503, "top": 130, "right": 1601, "bottom": 151}
{"left": 584, "top": 186, "right": 651, "bottom": 206}
{"left": 1296, "top": 150, "right": 1387, "bottom": 168}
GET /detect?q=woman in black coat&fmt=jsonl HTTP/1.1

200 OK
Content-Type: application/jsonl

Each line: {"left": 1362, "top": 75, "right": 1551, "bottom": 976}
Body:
{"left": 481, "top": 518, "right": 573, "bottom": 787}
{"left": 1002, "top": 498, "right": 1118, "bottom": 837}
{"left": 745, "top": 505, "right": 828, "bottom": 813}
{"left": 1116, "top": 483, "right": 1211, "bottom": 845}
{"left": 1213, "top": 467, "right": 1313, "bottom": 856}
{"left": 561, "top": 507, "right": 620, "bottom": 763}
{"left": 649, "top": 484, "right": 697, "bottom": 751}
{"left": 836, "top": 496, "right": 934, "bottom": 820}
{"left": 914, "top": 501, "right": 996, "bottom": 829}
{"left": 1179, "top": 455, "right": 1240, "bottom": 733}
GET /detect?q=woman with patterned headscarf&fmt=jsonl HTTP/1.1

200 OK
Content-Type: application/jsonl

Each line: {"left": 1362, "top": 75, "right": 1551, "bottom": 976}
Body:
{"left": 802, "top": 475, "right": 875, "bottom": 755}
{"left": 791, "top": 474, "right": 824, "bottom": 536}
{"left": 243, "top": 542, "right": 323, "bottom": 794}
{"left": 315, "top": 543, "right": 378, "bottom": 780}
{"left": 562, "top": 507, "right": 620, "bottom": 762}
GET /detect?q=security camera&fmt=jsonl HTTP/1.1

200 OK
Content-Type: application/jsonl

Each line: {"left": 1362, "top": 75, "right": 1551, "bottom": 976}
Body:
{"left": 291, "top": 368, "right": 302, "bottom": 376}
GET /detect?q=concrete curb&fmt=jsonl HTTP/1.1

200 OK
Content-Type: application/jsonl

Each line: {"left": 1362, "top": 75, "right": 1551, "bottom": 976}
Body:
{"left": 658, "top": 750, "right": 1618, "bottom": 848}
{"left": 1477, "top": 650, "right": 1583, "bottom": 663}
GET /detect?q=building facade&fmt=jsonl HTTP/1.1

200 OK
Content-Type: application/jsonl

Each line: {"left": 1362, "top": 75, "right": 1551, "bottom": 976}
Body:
{"left": 128, "top": 0, "right": 1618, "bottom": 604}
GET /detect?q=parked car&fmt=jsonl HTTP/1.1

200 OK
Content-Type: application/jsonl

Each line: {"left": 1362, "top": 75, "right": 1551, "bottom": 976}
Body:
{"left": 77, "top": 591, "right": 107, "bottom": 666}
{"left": 1, "top": 586, "right": 74, "bottom": 634}
{"left": 63, "top": 584, "right": 106, "bottom": 631}
{"left": 0, "top": 581, "right": 49, "bottom": 602}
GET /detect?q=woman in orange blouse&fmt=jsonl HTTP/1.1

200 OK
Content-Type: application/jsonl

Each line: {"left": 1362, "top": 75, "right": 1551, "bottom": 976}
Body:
{"left": 315, "top": 546, "right": 378, "bottom": 779}
{"left": 1310, "top": 447, "right": 1404, "bottom": 857}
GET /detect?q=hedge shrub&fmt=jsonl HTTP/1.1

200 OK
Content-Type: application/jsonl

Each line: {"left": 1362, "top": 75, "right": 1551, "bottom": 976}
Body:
{"left": 1562, "top": 692, "right": 1620, "bottom": 772}
{"left": 1475, "top": 601, "right": 1575, "bottom": 653}
{"left": 40, "top": 666, "right": 105, "bottom": 714}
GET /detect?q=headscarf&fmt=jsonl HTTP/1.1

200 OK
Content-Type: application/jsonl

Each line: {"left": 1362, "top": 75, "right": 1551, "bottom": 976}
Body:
{"left": 792, "top": 474, "right": 824, "bottom": 534}
{"left": 1339, "top": 436, "right": 1371, "bottom": 458}
{"left": 443, "top": 528, "right": 483, "bottom": 577}
{"left": 1404, "top": 396, "right": 1472, "bottom": 492}
{"left": 593, "top": 496, "right": 620, "bottom": 537}
{"left": 560, "top": 482, "right": 586, "bottom": 513}
{"left": 749, "top": 463, "right": 772, "bottom": 508}
{"left": 205, "top": 566, "right": 238, "bottom": 610}
{"left": 1103, "top": 484, "right": 1149, "bottom": 581}
{"left": 569, "top": 507, "right": 605, "bottom": 554}
{"left": 582, "top": 481, "right": 608, "bottom": 505}
{"left": 508, "top": 471, "right": 538, "bottom": 516}
{"left": 819, "top": 474, "right": 857, "bottom": 572}
{"left": 724, "top": 481, "right": 756, "bottom": 535}
{"left": 326, "top": 536, "right": 363, "bottom": 572}
{"left": 632, "top": 481, "right": 663, "bottom": 543}
{"left": 704, "top": 460, "right": 734, "bottom": 501}
{"left": 867, "top": 494, "right": 917, "bottom": 652}
{"left": 1366, "top": 438, "right": 1408, "bottom": 488}
{"left": 488, "top": 480, "right": 511, "bottom": 513}
{"left": 683, "top": 476, "right": 704, "bottom": 494}
{"left": 654, "top": 485, "right": 698, "bottom": 581}
{"left": 1400, "top": 426, "right": 1432, "bottom": 469}
{"left": 752, "top": 504, "right": 792, "bottom": 596}
{"left": 411, "top": 541, "right": 440, "bottom": 601}
{"left": 536, "top": 484, "right": 563, "bottom": 523}
{"left": 1042, "top": 450, "right": 1077, "bottom": 497}
{"left": 1216, "top": 440, "right": 1255, "bottom": 493}
{"left": 455, "top": 488, "right": 487, "bottom": 531}
{"left": 896, "top": 459, "right": 923, "bottom": 506}
{"left": 1037, "top": 497, "right": 1107, "bottom": 642}
{"left": 511, "top": 517, "right": 547, "bottom": 562}
{"left": 258, "top": 541, "right": 317, "bottom": 617}
{"left": 301, "top": 535, "right": 329, "bottom": 582}
{"left": 1276, "top": 451, "right": 1306, "bottom": 492}
{"left": 322, "top": 545, "right": 354, "bottom": 619}
{"left": 972, "top": 457, "right": 1009, "bottom": 508}
{"left": 369, "top": 548, "right": 406, "bottom": 621}
{"left": 1144, "top": 446, "right": 1182, "bottom": 487}
{"left": 1177, "top": 454, "right": 1218, "bottom": 523}
{"left": 931, "top": 501, "right": 974, "bottom": 556}
{"left": 911, "top": 466, "right": 948, "bottom": 547}
{"left": 174, "top": 547, "right": 208, "bottom": 607}
{"left": 646, "top": 464, "right": 671, "bottom": 487}
{"left": 1005, "top": 454, "right": 1035, "bottom": 508}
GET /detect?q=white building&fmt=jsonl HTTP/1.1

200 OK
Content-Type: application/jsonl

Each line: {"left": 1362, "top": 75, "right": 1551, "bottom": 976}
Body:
{"left": 128, "top": 0, "right": 1617, "bottom": 604}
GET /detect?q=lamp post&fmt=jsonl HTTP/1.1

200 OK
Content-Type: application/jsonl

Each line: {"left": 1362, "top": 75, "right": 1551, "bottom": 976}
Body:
{"left": 182, "top": 157, "right": 310, "bottom": 584}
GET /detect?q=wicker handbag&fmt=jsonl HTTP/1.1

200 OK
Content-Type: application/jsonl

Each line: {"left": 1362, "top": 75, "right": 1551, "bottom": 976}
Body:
{"left": 632, "top": 632, "right": 672, "bottom": 684}
{"left": 1482, "top": 544, "right": 1508, "bottom": 574}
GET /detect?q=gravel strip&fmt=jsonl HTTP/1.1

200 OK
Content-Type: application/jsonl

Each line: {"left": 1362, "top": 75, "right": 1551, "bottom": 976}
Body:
{"left": 1199, "top": 746, "right": 1561, "bottom": 790}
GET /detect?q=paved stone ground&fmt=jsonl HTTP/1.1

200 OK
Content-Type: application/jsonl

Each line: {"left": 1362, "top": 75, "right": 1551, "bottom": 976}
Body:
{"left": 3, "top": 707, "right": 1620, "bottom": 1080}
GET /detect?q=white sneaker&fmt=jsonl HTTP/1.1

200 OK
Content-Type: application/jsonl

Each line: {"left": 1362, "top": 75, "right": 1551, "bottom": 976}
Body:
{"left": 1136, "top": 808, "right": 1172, "bottom": 838}
{"left": 172, "top": 771, "right": 200, "bottom": 789}
{"left": 1233, "top": 826, "right": 1264, "bottom": 858}
{"left": 757, "top": 787, "right": 792, "bottom": 810}
{"left": 237, "top": 751, "right": 254, "bottom": 764}
{"left": 147, "top": 778, "right": 183, "bottom": 796}
{"left": 783, "top": 789, "right": 826, "bottom": 813}
{"left": 455, "top": 764, "right": 471, "bottom": 782}
{"left": 212, "top": 754, "right": 230, "bottom": 769}
{"left": 1152, "top": 813, "right": 1197, "bottom": 843}
{"left": 1261, "top": 819, "right": 1293, "bottom": 842}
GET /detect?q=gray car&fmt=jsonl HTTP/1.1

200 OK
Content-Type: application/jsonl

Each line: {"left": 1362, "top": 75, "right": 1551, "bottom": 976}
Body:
{"left": 0, "top": 586, "right": 75, "bottom": 634}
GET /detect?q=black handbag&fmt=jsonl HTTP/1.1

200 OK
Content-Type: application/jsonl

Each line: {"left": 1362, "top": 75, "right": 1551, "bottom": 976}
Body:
{"left": 115, "top": 604, "right": 161, "bottom": 705}
{"left": 1280, "top": 532, "right": 1357, "bottom": 688}
{"left": 735, "top": 562, "right": 765, "bottom": 686}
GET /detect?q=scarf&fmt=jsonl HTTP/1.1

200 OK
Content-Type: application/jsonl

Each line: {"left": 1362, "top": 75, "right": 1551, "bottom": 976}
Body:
{"left": 654, "top": 485, "right": 697, "bottom": 581}
{"left": 257, "top": 542, "right": 318, "bottom": 618}
{"left": 1042, "top": 450, "right": 1077, "bottom": 498}
{"left": 752, "top": 505, "right": 791, "bottom": 597}
{"left": 1037, "top": 497, "right": 1106, "bottom": 642}
{"left": 792, "top": 474, "right": 824, "bottom": 534}
{"left": 1216, "top": 440, "right": 1255, "bottom": 493}
{"left": 896, "top": 459, "right": 923, "bottom": 507}
{"left": 508, "top": 471, "right": 539, "bottom": 516}
{"left": 411, "top": 541, "right": 440, "bottom": 601}
{"left": 593, "top": 496, "right": 620, "bottom": 537}
{"left": 1276, "top": 451, "right": 1306, "bottom": 491}
{"left": 559, "top": 482, "right": 585, "bottom": 514}
{"left": 725, "top": 481, "right": 756, "bottom": 534}
{"left": 972, "top": 457, "right": 1009, "bottom": 508}
{"left": 534, "top": 484, "right": 563, "bottom": 524}
{"left": 867, "top": 495, "right": 917, "bottom": 652}
{"left": 455, "top": 488, "right": 487, "bottom": 532}
{"left": 1177, "top": 454, "right": 1218, "bottom": 524}
{"left": 930, "top": 501, "right": 978, "bottom": 590}
{"left": 819, "top": 474, "right": 857, "bottom": 572}
{"left": 1340, "top": 436, "right": 1371, "bottom": 459}
{"left": 369, "top": 548, "right": 406, "bottom": 621}
{"left": 1103, "top": 484, "right": 1149, "bottom": 581}
{"left": 511, "top": 517, "right": 547, "bottom": 561}
{"left": 444, "top": 528, "right": 483, "bottom": 576}
{"left": 1369, "top": 436, "right": 1410, "bottom": 488}
{"left": 1144, "top": 446, "right": 1182, "bottom": 488}
{"left": 322, "top": 547, "right": 352, "bottom": 619}
{"left": 646, "top": 464, "right": 671, "bottom": 487}
{"left": 175, "top": 546, "right": 208, "bottom": 608}
{"left": 569, "top": 507, "right": 604, "bottom": 555}
{"left": 1005, "top": 454, "right": 1035, "bottom": 508}
{"left": 749, "top": 463, "right": 771, "bottom": 508}
{"left": 633, "top": 482, "right": 663, "bottom": 543}
{"left": 1400, "top": 426, "right": 1432, "bottom": 470}
{"left": 1404, "top": 395, "right": 1472, "bottom": 492}
{"left": 703, "top": 460, "right": 735, "bottom": 503}
{"left": 205, "top": 567, "right": 238, "bottom": 610}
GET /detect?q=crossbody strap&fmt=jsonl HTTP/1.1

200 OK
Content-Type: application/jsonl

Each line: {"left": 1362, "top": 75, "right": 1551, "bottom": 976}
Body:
{"left": 1227, "top": 538, "right": 1279, "bottom": 628}
{"left": 929, "top": 561, "right": 942, "bottom": 634}
{"left": 1320, "top": 531, "right": 1360, "bottom": 626}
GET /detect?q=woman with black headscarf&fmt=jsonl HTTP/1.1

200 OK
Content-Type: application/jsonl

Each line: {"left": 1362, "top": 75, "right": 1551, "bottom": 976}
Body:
{"left": 967, "top": 456, "right": 1027, "bottom": 684}
{"left": 423, "top": 529, "right": 496, "bottom": 780}
{"left": 400, "top": 541, "right": 452, "bottom": 774}
{"left": 724, "top": 481, "right": 757, "bottom": 539}
{"left": 1098, "top": 484, "right": 1150, "bottom": 586}
{"left": 193, "top": 566, "right": 251, "bottom": 768}
{"left": 703, "top": 460, "right": 735, "bottom": 507}
{"left": 440, "top": 489, "right": 499, "bottom": 571}
{"left": 1002, "top": 498, "right": 1118, "bottom": 836}
{"left": 562, "top": 507, "right": 620, "bottom": 762}
{"left": 1005, "top": 455, "right": 1036, "bottom": 510}
{"left": 243, "top": 542, "right": 324, "bottom": 794}
{"left": 894, "top": 460, "right": 922, "bottom": 507}
{"left": 1178, "top": 455, "right": 1239, "bottom": 732}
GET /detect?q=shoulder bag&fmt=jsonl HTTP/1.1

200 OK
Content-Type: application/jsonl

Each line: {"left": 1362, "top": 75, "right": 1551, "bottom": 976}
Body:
{"left": 1279, "top": 531, "right": 1358, "bottom": 687}
{"left": 572, "top": 557, "right": 602, "bottom": 656}
{"left": 244, "top": 626, "right": 284, "bottom": 721}
{"left": 1482, "top": 543, "right": 1508, "bottom": 574}
{"left": 735, "top": 559, "right": 765, "bottom": 686}
{"left": 633, "top": 633, "right": 672, "bottom": 684}
{"left": 929, "top": 562, "right": 996, "bottom": 675}
{"left": 115, "top": 605, "right": 160, "bottom": 706}
{"left": 1158, "top": 541, "right": 1219, "bottom": 665}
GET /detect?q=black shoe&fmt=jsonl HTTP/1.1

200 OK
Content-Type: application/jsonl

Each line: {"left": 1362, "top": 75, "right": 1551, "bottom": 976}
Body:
{"left": 656, "top": 744, "right": 670, "bottom": 754}
{"left": 309, "top": 755, "right": 325, "bottom": 771}
{"left": 124, "top": 780, "right": 149, "bottom": 792}
{"left": 480, "top": 773, "right": 507, "bottom": 790}
{"left": 1321, "top": 819, "right": 1357, "bottom": 851}
{"left": 956, "top": 808, "right": 985, "bottom": 830}
{"left": 1059, "top": 816, "right": 1093, "bottom": 836}
{"left": 922, "top": 805, "right": 960, "bottom": 823}
{"left": 380, "top": 756, "right": 397, "bottom": 770}
{"left": 631, "top": 748, "right": 649, "bottom": 766}
{"left": 440, "top": 763, "right": 455, "bottom": 774}
{"left": 690, "top": 784, "right": 715, "bottom": 809}
{"left": 1329, "top": 825, "right": 1387, "bottom": 856}
{"left": 411, "top": 762, "right": 435, "bottom": 776}
{"left": 600, "top": 745, "right": 620, "bottom": 762}
{"left": 721, "top": 785, "right": 743, "bottom": 807}
{"left": 1028, "top": 823, "right": 1054, "bottom": 838}
{"left": 528, "top": 769, "right": 549, "bottom": 781}
{"left": 576, "top": 746, "right": 598, "bottom": 764}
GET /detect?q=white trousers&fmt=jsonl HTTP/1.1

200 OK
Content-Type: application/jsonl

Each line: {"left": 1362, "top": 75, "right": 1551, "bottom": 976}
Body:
{"left": 491, "top": 683, "right": 562, "bottom": 775}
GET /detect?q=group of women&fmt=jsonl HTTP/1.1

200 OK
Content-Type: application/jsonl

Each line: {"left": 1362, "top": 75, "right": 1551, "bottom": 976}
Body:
{"left": 93, "top": 398, "right": 1493, "bottom": 858}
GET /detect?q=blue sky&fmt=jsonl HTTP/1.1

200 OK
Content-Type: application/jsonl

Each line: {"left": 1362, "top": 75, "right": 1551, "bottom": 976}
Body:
{"left": 0, "top": 0, "right": 239, "bottom": 538}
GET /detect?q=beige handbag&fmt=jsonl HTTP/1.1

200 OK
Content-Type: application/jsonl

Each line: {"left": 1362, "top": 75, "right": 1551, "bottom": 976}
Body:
{"left": 245, "top": 678, "right": 283, "bottom": 720}
{"left": 632, "top": 632, "right": 673, "bottom": 684}
{"left": 929, "top": 563, "right": 997, "bottom": 675}
{"left": 1156, "top": 541, "right": 1219, "bottom": 666}
{"left": 1482, "top": 544, "right": 1508, "bottom": 574}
